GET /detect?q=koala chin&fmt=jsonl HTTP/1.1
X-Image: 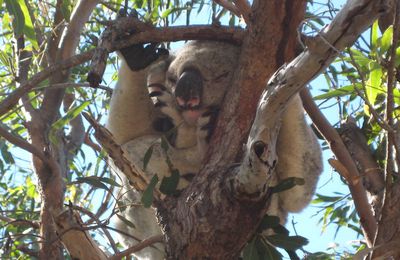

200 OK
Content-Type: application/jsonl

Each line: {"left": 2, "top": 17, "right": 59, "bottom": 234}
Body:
{"left": 106, "top": 41, "right": 322, "bottom": 259}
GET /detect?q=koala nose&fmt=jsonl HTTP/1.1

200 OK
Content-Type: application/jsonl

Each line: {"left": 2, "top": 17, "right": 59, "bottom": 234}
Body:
{"left": 175, "top": 68, "right": 203, "bottom": 109}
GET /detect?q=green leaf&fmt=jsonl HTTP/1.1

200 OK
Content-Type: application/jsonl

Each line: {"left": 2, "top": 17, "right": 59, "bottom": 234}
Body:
{"left": 161, "top": 136, "right": 169, "bottom": 152}
{"left": 17, "top": 0, "right": 38, "bottom": 49}
{"left": 141, "top": 175, "right": 159, "bottom": 208}
{"left": 380, "top": 25, "right": 393, "bottom": 54}
{"left": 96, "top": 177, "right": 121, "bottom": 187}
{"left": 5, "top": 0, "right": 25, "bottom": 37}
{"left": 366, "top": 62, "right": 383, "bottom": 105}
{"left": 159, "top": 169, "right": 180, "bottom": 195}
{"left": 313, "top": 84, "right": 361, "bottom": 100}
{"left": 270, "top": 177, "right": 304, "bottom": 194}
{"left": 371, "top": 20, "right": 379, "bottom": 49}
{"left": 312, "top": 194, "right": 342, "bottom": 203}
{"left": 143, "top": 145, "right": 154, "bottom": 170}
{"left": 261, "top": 241, "right": 283, "bottom": 260}
{"left": 243, "top": 238, "right": 261, "bottom": 260}
{"left": 258, "top": 215, "right": 280, "bottom": 232}
{"left": 266, "top": 234, "right": 308, "bottom": 251}
{"left": 61, "top": 0, "right": 72, "bottom": 22}
{"left": 75, "top": 176, "right": 109, "bottom": 191}
{"left": 49, "top": 101, "right": 90, "bottom": 144}
{"left": 116, "top": 214, "right": 136, "bottom": 228}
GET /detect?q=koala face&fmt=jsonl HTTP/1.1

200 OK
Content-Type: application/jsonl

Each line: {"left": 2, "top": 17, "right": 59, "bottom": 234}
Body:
{"left": 165, "top": 41, "right": 240, "bottom": 125}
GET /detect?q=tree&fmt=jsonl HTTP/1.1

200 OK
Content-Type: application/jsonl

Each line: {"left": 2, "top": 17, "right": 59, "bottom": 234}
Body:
{"left": 0, "top": 0, "right": 398, "bottom": 259}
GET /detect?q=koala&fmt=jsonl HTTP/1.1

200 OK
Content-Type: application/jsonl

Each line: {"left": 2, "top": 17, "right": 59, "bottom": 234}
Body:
{"left": 106, "top": 41, "right": 322, "bottom": 260}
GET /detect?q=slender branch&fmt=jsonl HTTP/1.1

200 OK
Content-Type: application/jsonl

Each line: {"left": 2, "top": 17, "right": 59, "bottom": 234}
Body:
{"left": 233, "top": 0, "right": 251, "bottom": 23}
{"left": 213, "top": 0, "right": 241, "bottom": 17}
{"left": 109, "top": 235, "right": 164, "bottom": 260}
{"left": 0, "top": 125, "right": 48, "bottom": 164}
{"left": 0, "top": 215, "right": 40, "bottom": 229}
{"left": 0, "top": 50, "right": 94, "bottom": 118}
{"left": 71, "top": 204, "right": 119, "bottom": 254}
{"left": 82, "top": 112, "right": 152, "bottom": 193}
{"left": 110, "top": 25, "right": 245, "bottom": 51}
{"left": 41, "top": 0, "right": 99, "bottom": 123}
{"left": 301, "top": 89, "right": 376, "bottom": 246}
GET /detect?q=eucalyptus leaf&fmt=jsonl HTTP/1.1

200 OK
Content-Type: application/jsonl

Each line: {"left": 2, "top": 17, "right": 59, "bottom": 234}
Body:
{"left": 270, "top": 177, "right": 304, "bottom": 194}
{"left": 159, "top": 169, "right": 180, "bottom": 195}
{"left": 141, "top": 175, "right": 159, "bottom": 208}
{"left": 266, "top": 234, "right": 308, "bottom": 251}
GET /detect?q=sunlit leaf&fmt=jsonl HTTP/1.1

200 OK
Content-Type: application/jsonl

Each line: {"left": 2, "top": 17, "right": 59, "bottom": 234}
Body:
{"left": 371, "top": 20, "right": 379, "bottom": 49}
{"left": 313, "top": 84, "right": 361, "bottom": 100}
{"left": 380, "top": 25, "right": 393, "bottom": 54}
{"left": 366, "top": 62, "right": 383, "bottom": 105}
{"left": 49, "top": 101, "right": 90, "bottom": 144}
{"left": 4, "top": 0, "right": 25, "bottom": 37}
{"left": 17, "top": 0, "right": 38, "bottom": 49}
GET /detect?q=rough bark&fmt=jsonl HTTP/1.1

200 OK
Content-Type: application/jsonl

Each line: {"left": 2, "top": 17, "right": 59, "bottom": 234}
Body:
{"left": 157, "top": 0, "right": 392, "bottom": 257}
{"left": 160, "top": 0, "right": 308, "bottom": 258}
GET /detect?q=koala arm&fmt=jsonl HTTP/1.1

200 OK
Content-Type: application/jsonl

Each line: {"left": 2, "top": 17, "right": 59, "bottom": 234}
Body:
{"left": 106, "top": 60, "right": 161, "bottom": 145}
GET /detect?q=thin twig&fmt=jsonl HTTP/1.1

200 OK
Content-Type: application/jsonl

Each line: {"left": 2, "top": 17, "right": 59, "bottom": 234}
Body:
{"left": 71, "top": 204, "right": 119, "bottom": 254}
{"left": 300, "top": 88, "right": 377, "bottom": 246}
{"left": 108, "top": 235, "right": 164, "bottom": 260}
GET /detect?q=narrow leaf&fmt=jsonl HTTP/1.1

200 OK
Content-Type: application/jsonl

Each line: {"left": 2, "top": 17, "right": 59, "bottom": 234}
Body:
{"left": 270, "top": 177, "right": 304, "bottom": 194}
{"left": 380, "top": 25, "right": 393, "bottom": 54}
{"left": 141, "top": 175, "right": 159, "bottom": 208}
{"left": 266, "top": 234, "right": 308, "bottom": 251}
{"left": 17, "top": 0, "right": 38, "bottom": 49}
{"left": 143, "top": 145, "right": 154, "bottom": 170}
{"left": 116, "top": 214, "right": 136, "bottom": 228}
{"left": 75, "top": 176, "right": 109, "bottom": 191}
{"left": 5, "top": 0, "right": 25, "bottom": 37}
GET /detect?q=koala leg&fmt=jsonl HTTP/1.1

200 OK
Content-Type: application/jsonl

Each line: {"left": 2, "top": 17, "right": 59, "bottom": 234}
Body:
{"left": 275, "top": 95, "right": 323, "bottom": 213}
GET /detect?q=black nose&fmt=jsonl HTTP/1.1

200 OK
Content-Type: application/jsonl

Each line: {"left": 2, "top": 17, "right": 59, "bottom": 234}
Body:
{"left": 175, "top": 68, "right": 203, "bottom": 109}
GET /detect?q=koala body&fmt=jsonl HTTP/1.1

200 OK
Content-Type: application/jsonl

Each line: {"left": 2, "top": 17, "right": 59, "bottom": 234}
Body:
{"left": 107, "top": 41, "right": 322, "bottom": 260}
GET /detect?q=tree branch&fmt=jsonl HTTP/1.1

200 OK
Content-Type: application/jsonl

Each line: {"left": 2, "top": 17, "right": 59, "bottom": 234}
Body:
{"left": 0, "top": 125, "right": 48, "bottom": 164}
{"left": 109, "top": 235, "right": 164, "bottom": 260}
{"left": 54, "top": 208, "right": 108, "bottom": 260}
{"left": 88, "top": 21, "right": 245, "bottom": 87}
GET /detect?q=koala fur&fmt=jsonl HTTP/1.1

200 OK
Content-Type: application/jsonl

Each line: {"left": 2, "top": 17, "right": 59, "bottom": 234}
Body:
{"left": 107, "top": 41, "right": 322, "bottom": 259}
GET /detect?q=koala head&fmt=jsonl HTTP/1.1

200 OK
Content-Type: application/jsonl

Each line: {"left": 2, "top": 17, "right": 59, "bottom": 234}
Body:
{"left": 158, "top": 41, "right": 240, "bottom": 126}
